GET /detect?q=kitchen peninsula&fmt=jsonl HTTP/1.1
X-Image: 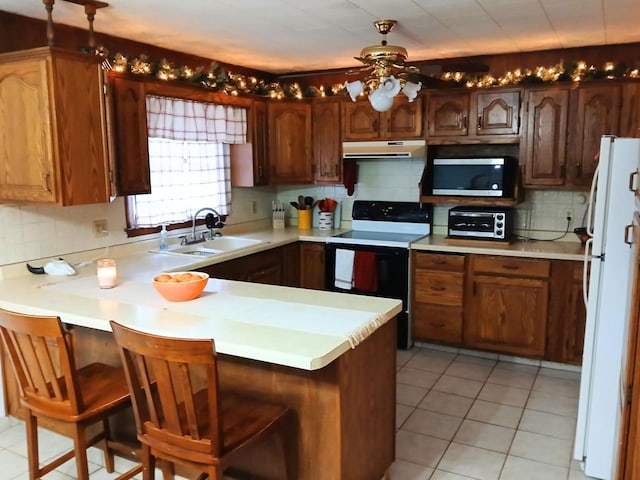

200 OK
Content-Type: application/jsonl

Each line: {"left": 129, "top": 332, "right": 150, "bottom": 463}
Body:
{"left": 0, "top": 237, "right": 401, "bottom": 480}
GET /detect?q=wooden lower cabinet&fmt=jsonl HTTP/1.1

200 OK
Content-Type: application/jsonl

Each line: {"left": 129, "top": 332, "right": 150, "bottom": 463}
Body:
{"left": 299, "top": 242, "right": 325, "bottom": 290}
{"left": 197, "top": 247, "right": 286, "bottom": 285}
{"left": 412, "top": 250, "right": 586, "bottom": 362}
{"left": 412, "top": 252, "right": 465, "bottom": 345}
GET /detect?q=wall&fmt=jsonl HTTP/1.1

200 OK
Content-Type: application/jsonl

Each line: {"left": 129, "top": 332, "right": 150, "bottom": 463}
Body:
{"left": 276, "top": 159, "right": 589, "bottom": 240}
{"left": 0, "top": 186, "right": 276, "bottom": 266}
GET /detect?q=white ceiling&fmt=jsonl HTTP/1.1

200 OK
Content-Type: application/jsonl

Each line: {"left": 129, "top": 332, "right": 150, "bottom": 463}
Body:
{"left": 1, "top": 0, "right": 639, "bottom": 74}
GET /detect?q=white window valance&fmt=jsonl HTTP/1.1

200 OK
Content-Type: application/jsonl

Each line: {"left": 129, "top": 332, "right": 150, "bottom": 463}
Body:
{"left": 146, "top": 95, "right": 247, "bottom": 144}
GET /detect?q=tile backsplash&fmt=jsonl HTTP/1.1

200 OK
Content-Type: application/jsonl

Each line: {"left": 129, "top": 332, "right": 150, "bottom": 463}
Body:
{"left": 0, "top": 159, "right": 586, "bottom": 266}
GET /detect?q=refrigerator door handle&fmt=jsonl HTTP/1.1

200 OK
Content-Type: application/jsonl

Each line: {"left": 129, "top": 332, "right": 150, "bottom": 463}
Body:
{"left": 586, "top": 164, "right": 600, "bottom": 237}
{"left": 624, "top": 223, "right": 634, "bottom": 246}
{"left": 629, "top": 170, "right": 638, "bottom": 193}
{"left": 583, "top": 237, "right": 593, "bottom": 308}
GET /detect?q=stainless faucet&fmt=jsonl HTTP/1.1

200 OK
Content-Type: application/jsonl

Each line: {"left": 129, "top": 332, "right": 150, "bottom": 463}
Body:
{"left": 181, "top": 207, "right": 223, "bottom": 245}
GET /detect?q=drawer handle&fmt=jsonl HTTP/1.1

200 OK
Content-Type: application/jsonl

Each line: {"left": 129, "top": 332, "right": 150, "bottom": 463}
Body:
{"left": 502, "top": 264, "right": 519, "bottom": 270}
{"left": 431, "top": 286, "right": 446, "bottom": 291}
{"left": 433, "top": 259, "right": 447, "bottom": 265}
{"left": 430, "top": 322, "right": 445, "bottom": 328}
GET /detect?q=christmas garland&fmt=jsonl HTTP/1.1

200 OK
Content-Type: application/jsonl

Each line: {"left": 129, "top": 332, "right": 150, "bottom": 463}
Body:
{"left": 89, "top": 46, "right": 640, "bottom": 99}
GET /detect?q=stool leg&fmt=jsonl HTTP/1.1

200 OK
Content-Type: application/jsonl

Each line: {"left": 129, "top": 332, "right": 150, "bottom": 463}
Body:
{"left": 73, "top": 423, "right": 90, "bottom": 480}
{"left": 25, "top": 413, "right": 39, "bottom": 480}
{"left": 102, "top": 417, "right": 116, "bottom": 472}
{"left": 142, "top": 445, "right": 155, "bottom": 480}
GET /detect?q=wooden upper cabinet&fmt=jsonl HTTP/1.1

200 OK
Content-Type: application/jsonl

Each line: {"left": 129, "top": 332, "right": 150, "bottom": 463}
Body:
{"left": 312, "top": 99, "right": 341, "bottom": 183}
{"left": 567, "top": 83, "right": 622, "bottom": 187}
{"left": 110, "top": 76, "right": 151, "bottom": 195}
{"left": 0, "top": 47, "right": 113, "bottom": 205}
{"left": 476, "top": 90, "right": 520, "bottom": 136}
{"left": 520, "top": 87, "right": 570, "bottom": 187}
{"left": 427, "top": 92, "right": 470, "bottom": 137}
{"left": 268, "top": 101, "right": 313, "bottom": 184}
{"left": 427, "top": 89, "right": 520, "bottom": 140}
{"left": 342, "top": 96, "right": 423, "bottom": 140}
{"left": 231, "top": 99, "right": 269, "bottom": 187}
{"left": 621, "top": 82, "right": 640, "bottom": 138}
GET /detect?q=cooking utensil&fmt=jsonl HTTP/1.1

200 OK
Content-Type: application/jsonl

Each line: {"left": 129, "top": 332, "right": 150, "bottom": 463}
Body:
{"left": 304, "top": 196, "right": 314, "bottom": 209}
{"left": 290, "top": 201, "right": 299, "bottom": 210}
{"left": 298, "top": 195, "right": 306, "bottom": 210}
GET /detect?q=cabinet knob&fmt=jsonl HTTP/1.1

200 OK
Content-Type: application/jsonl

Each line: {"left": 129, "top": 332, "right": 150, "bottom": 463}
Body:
{"left": 477, "top": 114, "right": 483, "bottom": 129}
{"left": 42, "top": 172, "right": 51, "bottom": 192}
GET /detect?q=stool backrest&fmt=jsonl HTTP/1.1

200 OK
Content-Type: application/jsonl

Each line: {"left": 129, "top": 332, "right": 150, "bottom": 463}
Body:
{"left": 0, "top": 308, "right": 82, "bottom": 415}
{"left": 110, "top": 321, "right": 222, "bottom": 460}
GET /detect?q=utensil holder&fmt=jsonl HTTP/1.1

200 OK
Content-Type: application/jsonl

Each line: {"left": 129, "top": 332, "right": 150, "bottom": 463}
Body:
{"left": 298, "top": 209, "right": 312, "bottom": 229}
{"left": 272, "top": 210, "right": 285, "bottom": 229}
{"left": 318, "top": 212, "right": 334, "bottom": 230}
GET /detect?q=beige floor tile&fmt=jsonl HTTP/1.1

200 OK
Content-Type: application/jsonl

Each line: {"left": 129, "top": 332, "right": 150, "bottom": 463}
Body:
{"left": 432, "top": 375, "right": 484, "bottom": 398}
{"left": 437, "top": 442, "right": 506, "bottom": 480}
{"left": 445, "top": 356, "right": 496, "bottom": 382}
{"left": 405, "top": 350, "right": 456, "bottom": 374}
{"left": 493, "top": 361, "right": 539, "bottom": 374}
{"left": 467, "top": 400, "right": 524, "bottom": 429}
{"left": 397, "top": 383, "right": 429, "bottom": 407}
{"left": 403, "top": 409, "right": 463, "bottom": 441}
{"left": 499, "top": 455, "right": 569, "bottom": 480}
{"left": 526, "top": 390, "right": 579, "bottom": 417}
{"left": 418, "top": 391, "right": 474, "bottom": 418}
{"left": 509, "top": 430, "right": 573, "bottom": 467}
{"left": 397, "top": 366, "right": 441, "bottom": 389}
{"left": 478, "top": 383, "right": 530, "bottom": 408}
{"left": 431, "top": 471, "right": 478, "bottom": 479}
{"left": 568, "top": 465, "right": 592, "bottom": 479}
{"left": 1, "top": 448, "right": 29, "bottom": 480}
{"left": 519, "top": 409, "right": 576, "bottom": 440}
{"left": 537, "top": 367, "right": 581, "bottom": 381}
{"left": 487, "top": 367, "right": 537, "bottom": 390}
{"left": 397, "top": 403, "right": 414, "bottom": 430}
{"left": 389, "top": 459, "right": 434, "bottom": 480}
{"left": 532, "top": 375, "right": 580, "bottom": 399}
{"left": 453, "top": 419, "right": 515, "bottom": 453}
{"left": 395, "top": 430, "right": 449, "bottom": 468}
{"left": 398, "top": 349, "right": 416, "bottom": 368}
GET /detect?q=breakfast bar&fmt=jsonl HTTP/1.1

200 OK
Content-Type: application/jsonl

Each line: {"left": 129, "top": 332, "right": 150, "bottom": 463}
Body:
{"left": 0, "top": 252, "right": 402, "bottom": 480}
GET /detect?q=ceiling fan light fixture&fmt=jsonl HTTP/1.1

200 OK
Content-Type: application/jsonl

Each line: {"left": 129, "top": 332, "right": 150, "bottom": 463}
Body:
{"left": 349, "top": 19, "right": 421, "bottom": 109}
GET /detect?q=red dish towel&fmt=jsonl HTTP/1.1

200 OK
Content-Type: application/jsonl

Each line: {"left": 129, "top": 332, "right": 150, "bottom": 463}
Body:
{"left": 353, "top": 251, "right": 378, "bottom": 292}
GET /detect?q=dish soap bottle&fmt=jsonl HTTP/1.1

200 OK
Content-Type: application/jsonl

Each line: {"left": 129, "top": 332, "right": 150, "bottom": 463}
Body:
{"left": 159, "top": 224, "right": 168, "bottom": 250}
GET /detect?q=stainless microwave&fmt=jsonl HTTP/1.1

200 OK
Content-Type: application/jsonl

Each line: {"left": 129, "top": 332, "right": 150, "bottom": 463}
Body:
{"left": 428, "top": 157, "right": 516, "bottom": 197}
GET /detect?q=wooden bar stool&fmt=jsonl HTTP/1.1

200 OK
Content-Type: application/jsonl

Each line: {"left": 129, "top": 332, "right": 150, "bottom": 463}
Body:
{"left": 109, "top": 321, "right": 291, "bottom": 480}
{"left": 0, "top": 308, "right": 142, "bottom": 480}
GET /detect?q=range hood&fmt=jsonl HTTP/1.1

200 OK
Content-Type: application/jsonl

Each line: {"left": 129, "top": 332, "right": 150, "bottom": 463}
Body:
{"left": 342, "top": 140, "right": 426, "bottom": 159}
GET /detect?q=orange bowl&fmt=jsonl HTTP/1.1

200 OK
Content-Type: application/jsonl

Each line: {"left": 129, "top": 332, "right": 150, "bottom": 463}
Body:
{"left": 152, "top": 271, "right": 209, "bottom": 302}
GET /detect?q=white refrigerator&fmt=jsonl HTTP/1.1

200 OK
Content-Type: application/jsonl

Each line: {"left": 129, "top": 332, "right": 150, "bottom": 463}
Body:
{"left": 574, "top": 136, "right": 640, "bottom": 479}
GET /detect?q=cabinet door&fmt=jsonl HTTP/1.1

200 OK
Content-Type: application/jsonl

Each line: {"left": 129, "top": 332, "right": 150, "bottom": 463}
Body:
{"left": 342, "top": 101, "right": 380, "bottom": 140}
{"left": 252, "top": 99, "right": 269, "bottom": 185}
{"left": 111, "top": 76, "right": 151, "bottom": 195}
{"left": 313, "top": 99, "right": 341, "bottom": 183}
{"left": 427, "top": 92, "right": 469, "bottom": 137}
{"left": 0, "top": 56, "right": 57, "bottom": 202}
{"left": 245, "top": 249, "right": 284, "bottom": 285}
{"left": 568, "top": 84, "right": 622, "bottom": 187}
{"left": 299, "top": 242, "right": 325, "bottom": 290}
{"left": 268, "top": 102, "right": 313, "bottom": 184}
{"left": 383, "top": 97, "right": 424, "bottom": 139}
{"left": 475, "top": 90, "right": 520, "bottom": 135}
{"left": 282, "top": 242, "right": 300, "bottom": 287}
{"left": 621, "top": 82, "right": 640, "bottom": 138}
{"left": 466, "top": 274, "right": 548, "bottom": 357}
{"left": 520, "top": 88, "right": 569, "bottom": 187}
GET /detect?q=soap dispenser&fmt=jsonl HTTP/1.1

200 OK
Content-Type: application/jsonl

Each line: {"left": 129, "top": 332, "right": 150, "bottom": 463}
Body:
{"left": 159, "top": 224, "right": 168, "bottom": 250}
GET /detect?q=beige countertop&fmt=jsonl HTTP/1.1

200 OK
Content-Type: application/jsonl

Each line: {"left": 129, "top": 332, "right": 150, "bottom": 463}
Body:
{"left": 0, "top": 226, "right": 400, "bottom": 371}
{"left": 411, "top": 234, "right": 586, "bottom": 261}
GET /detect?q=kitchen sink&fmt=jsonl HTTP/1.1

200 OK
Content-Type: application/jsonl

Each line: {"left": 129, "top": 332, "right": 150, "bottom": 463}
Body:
{"left": 151, "top": 236, "right": 263, "bottom": 257}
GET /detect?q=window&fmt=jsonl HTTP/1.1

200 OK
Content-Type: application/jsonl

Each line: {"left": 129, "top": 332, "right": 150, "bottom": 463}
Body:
{"left": 126, "top": 95, "right": 247, "bottom": 230}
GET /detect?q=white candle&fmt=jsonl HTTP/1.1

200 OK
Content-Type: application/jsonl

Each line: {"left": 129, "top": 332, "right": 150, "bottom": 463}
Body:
{"left": 97, "top": 259, "right": 117, "bottom": 288}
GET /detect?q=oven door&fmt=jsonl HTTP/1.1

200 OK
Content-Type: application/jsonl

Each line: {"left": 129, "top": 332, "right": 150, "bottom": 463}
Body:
{"left": 324, "top": 242, "right": 410, "bottom": 349}
{"left": 448, "top": 211, "right": 497, "bottom": 238}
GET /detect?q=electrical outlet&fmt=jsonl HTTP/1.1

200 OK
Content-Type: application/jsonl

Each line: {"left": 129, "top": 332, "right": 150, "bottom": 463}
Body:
{"left": 93, "top": 219, "right": 108, "bottom": 238}
{"left": 565, "top": 209, "right": 574, "bottom": 223}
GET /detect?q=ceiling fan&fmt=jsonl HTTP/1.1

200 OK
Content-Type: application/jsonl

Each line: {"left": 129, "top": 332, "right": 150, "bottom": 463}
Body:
{"left": 344, "top": 20, "right": 424, "bottom": 112}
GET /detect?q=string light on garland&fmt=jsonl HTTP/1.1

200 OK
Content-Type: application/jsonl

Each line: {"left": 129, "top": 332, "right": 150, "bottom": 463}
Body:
{"left": 99, "top": 49, "right": 639, "bottom": 99}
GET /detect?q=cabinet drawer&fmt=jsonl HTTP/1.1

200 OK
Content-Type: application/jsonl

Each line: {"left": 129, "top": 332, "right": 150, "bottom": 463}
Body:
{"left": 473, "top": 256, "right": 550, "bottom": 278}
{"left": 414, "top": 270, "right": 464, "bottom": 306}
{"left": 413, "top": 304, "right": 462, "bottom": 345}
{"left": 414, "top": 252, "right": 465, "bottom": 271}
